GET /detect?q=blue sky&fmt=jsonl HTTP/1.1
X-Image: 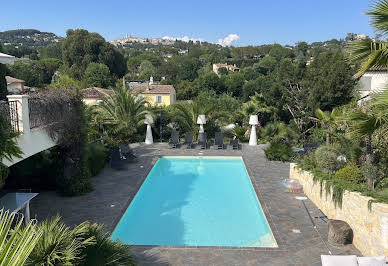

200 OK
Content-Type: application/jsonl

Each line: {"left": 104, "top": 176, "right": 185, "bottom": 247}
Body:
{"left": 0, "top": 0, "right": 375, "bottom": 46}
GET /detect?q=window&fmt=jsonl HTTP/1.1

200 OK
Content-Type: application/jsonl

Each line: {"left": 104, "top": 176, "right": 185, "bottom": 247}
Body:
{"left": 155, "top": 95, "right": 162, "bottom": 103}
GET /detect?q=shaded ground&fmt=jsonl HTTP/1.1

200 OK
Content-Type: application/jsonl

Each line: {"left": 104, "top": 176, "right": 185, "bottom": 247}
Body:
{"left": 31, "top": 143, "right": 360, "bottom": 265}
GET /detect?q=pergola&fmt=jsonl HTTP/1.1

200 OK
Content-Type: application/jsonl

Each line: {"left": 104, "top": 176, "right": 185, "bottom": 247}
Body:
{"left": 0, "top": 52, "right": 15, "bottom": 65}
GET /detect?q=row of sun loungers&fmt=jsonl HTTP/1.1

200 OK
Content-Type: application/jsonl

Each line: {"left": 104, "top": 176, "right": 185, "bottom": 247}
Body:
{"left": 168, "top": 130, "right": 241, "bottom": 150}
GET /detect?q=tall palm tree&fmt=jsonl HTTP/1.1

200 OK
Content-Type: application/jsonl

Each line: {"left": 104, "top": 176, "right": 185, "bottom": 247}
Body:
{"left": 0, "top": 210, "right": 42, "bottom": 266}
{"left": 346, "top": 90, "right": 388, "bottom": 186}
{"left": 310, "top": 108, "right": 342, "bottom": 145}
{"left": 347, "top": 0, "right": 388, "bottom": 78}
{"left": 95, "top": 86, "right": 153, "bottom": 145}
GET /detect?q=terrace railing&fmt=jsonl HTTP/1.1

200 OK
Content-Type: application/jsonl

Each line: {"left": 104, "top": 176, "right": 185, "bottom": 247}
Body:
{"left": 0, "top": 100, "right": 19, "bottom": 133}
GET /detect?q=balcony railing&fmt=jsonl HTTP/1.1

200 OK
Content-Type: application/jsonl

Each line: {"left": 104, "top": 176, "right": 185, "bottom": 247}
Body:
{"left": 0, "top": 100, "right": 19, "bottom": 133}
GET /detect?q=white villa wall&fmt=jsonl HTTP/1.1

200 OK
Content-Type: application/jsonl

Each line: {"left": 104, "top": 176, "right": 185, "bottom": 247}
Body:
{"left": 2, "top": 128, "right": 56, "bottom": 167}
{"left": 359, "top": 72, "right": 388, "bottom": 100}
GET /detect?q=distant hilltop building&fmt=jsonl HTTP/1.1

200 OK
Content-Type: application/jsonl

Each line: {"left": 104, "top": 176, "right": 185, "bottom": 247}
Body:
{"left": 212, "top": 63, "right": 240, "bottom": 75}
{"left": 110, "top": 34, "right": 176, "bottom": 46}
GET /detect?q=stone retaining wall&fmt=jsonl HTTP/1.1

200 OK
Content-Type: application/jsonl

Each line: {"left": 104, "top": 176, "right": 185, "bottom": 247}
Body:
{"left": 290, "top": 163, "right": 388, "bottom": 256}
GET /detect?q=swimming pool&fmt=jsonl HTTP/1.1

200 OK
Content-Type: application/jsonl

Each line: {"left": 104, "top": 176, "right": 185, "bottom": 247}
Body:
{"left": 111, "top": 156, "right": 277, "bottom": 247}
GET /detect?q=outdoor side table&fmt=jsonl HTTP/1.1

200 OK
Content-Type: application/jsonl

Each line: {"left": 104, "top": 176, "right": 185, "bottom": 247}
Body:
{"left": 0, "top": 192, "right": 38, "bottom": 224}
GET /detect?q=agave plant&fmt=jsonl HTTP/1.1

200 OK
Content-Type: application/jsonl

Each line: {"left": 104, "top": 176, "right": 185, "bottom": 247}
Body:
{"left": 26, "top": 215, "right": 95, "bottom": 266}
{"left": 0, "top": 210, "right": 41, "bottom": 266}
{"left": 347, "top": 0, "right": 388, "bottom": 78}
{"left": 79, "top": 223, "right": 135, "bottom": 266}
{"left": 94, "top": 86, "right": 153, "bottom": 145}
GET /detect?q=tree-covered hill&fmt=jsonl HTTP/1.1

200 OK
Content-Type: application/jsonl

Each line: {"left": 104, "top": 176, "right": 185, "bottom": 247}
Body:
{"left": 0, "top": 29, "right": 62, "bottom": 47}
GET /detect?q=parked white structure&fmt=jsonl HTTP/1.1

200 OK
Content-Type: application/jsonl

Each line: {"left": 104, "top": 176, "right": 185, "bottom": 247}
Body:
{"left": 358, "top": 71, "right": 388, "bottom": 103}
{"left": 249, "top": 115, "right": 259, "bottom": 146}
{"left": 144, "top": 114, "right": 154, "bottom": 145}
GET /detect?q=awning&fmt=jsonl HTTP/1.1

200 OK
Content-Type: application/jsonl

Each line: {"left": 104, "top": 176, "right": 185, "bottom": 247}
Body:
{"left": 0, "top": 52, "right": 15, "bottom": 65}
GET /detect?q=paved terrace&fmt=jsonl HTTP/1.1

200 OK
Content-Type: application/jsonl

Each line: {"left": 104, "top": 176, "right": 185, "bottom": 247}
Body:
{"left": 31, "top": 144, "right": 360, "bottom": 265}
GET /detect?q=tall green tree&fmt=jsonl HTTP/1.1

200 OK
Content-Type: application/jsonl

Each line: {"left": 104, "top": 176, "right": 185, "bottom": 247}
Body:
{"left": 305, "top": 51, "right": 355, "bottom": 111}
{"left": 62, "top": 29, "right": 125, "bottom": 80}
{"left": 84, "top": 63, "right": 111, "bottom": 88}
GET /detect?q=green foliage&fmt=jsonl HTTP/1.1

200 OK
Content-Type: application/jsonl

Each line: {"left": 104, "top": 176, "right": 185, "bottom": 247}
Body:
{"left": 233, "top": 126, "right": 248, "bottom": 142}
{"left": 0, "top": 211, "right": 42, "bottom": 266}
{"left": 260, "top": 122, "right": 298, "bottom": 145}
{"left": 27, "top": 215, "right": 95, "bottom": 266}
{"left": 335, "top": 166, "right": 365, "bottom": 183}
{"left": 94, "top": 86, "right": 152, "bottom": 145}
{"left": 62, "top": 29, "right": 125, "bottom": 80}
{"left": 265, "top": 143, "right": 293, "bottom": 162}
{"left": 314, "top": 145, "right": 342, "bottom": 173}
{"left": 85, "top": 142, "right": 108, "bottom": 177}
{"left": 305, "top": 51, "right": 355, "bottom": 111}
{"left": 222, "top": 72, "right": 245, "bottom": 97}
{"left": 0, "top": 113, "right": 22, "bottom": 188}
{"left": 49, "top": 73, "right": 83, "bottom": 89}
{"left": 79, "top": 223, "right": 135, "bottom": 266}
{"left": 84, "top": 62, "right": 112, "bottom": 88}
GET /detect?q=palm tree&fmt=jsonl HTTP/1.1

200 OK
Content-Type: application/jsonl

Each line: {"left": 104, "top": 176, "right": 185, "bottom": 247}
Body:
{"left": 0, "top": 210, "right": 42, "bottom": 266}
{"left": 171, "top": 100, "right": 215, "bottom": 137}
{"left": 347, "top": 0, "right": 388, "bottom": 78}
{"left": 310, "top": 108, "right": 342, "bottom": 145}
{"left": 27, "top": 215, "right": 95, "bottom": 266}
{"left": 346, "top": 90, "right": 388, "bottom": 186}
{"left": 94, "top": 86, "right": 153, "bottom": 145}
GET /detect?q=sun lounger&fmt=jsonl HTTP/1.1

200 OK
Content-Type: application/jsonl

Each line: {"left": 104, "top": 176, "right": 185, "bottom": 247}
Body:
{"left": 169, "top": 130, "right": 180, "bottom": 148}
{"left": 183, "top": 132, "right": 193, "bottom": 148}
{"left": 198, "top": 132, "right": 208, "bottom": 149}
{"left": 214, "top": 132, "right": 225, "bottom": 149}
{"left": 230, "top": 138, "right": 241, "bottom": 150}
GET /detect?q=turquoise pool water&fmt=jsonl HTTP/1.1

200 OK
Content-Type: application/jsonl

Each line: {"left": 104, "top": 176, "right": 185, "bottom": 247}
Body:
{"left": 111, "top": 156, "right": 277, "bottom": 247}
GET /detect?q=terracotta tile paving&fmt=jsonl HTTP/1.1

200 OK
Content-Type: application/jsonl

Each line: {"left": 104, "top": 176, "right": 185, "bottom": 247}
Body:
{"left": 30, "top": 143, "right": 360, "bottom": 265}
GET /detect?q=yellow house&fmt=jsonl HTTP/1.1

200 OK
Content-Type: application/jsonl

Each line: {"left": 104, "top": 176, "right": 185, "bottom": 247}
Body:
{"left": 132, "top": 83, "right": 176, "bottom": 106}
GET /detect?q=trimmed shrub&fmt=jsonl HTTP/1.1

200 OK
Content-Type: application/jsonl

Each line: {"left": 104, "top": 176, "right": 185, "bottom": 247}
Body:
{"left": 315, "top": 146, "right": 342, "bottom": 173}
{"left": 86, "top": 142, "right": 108, "bottom": 177}
{"left": 335, "top": 166, "right": 365, "bottom": 183}
{"left": 265, "top": 143, "right": 293, "bottom": 162}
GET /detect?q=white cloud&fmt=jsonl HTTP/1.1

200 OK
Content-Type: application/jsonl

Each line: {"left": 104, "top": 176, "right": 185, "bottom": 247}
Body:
{"left": 217, "top": 34, "right": 240, "bottom": 46}
{"left": 162, "top": 35, "right": 203, "bottom": 43}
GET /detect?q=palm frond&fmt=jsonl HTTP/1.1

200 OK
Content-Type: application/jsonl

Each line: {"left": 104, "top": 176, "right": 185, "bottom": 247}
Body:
{"left": 347, "top": 40, "right": 388, "bottom": 78}
{"left": 366, "top": 0, "right": 388, "bottom": 34}
{"left": 0, "top": 210, "right": 41, "bottom": 266}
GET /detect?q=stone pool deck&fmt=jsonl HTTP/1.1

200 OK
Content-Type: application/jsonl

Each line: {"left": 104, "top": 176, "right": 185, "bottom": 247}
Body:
{"left": 30, "top": 143, "right": 360, "bottom": 265}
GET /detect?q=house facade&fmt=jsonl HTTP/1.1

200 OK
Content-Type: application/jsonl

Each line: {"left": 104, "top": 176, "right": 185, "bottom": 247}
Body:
{"left": 6, "top": 76, "right": 25, "bottom": 93}
{"left": 81, "top": 87, "right": 113, "bottom": 105}
{"left": 212, "top": 63, "right": 240, "bottom": 75}
{"left": 357, "top": 71, "right": 388, "bottom": 103}
{"left": 131, "top": 82, "right": 176, "bottom": 106}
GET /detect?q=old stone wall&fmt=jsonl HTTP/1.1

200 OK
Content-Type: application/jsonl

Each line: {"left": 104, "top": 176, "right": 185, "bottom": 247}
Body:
{"left": 290, "top": 163, "right": 388, "bottom": 256}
